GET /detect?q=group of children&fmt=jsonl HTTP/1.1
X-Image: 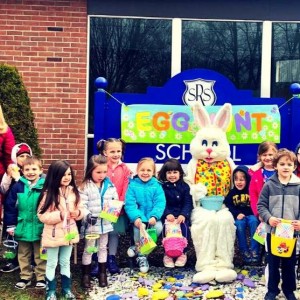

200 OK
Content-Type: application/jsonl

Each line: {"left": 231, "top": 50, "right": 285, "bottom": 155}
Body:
{"left": 1, "top": 139, "right": 300, "bottom": 300}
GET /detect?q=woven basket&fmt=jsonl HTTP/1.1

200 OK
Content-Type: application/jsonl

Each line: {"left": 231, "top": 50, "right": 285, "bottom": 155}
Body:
{"left": 162, "top": 237, "right": 187, "bottom": 258}
{"left": 201, "top": 196, "right": 224, "bottom": 211}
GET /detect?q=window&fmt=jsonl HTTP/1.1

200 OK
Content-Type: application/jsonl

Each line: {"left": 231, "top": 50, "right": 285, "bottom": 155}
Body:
{"left": 181, "top": 21, "right": 262, "bottom": 95}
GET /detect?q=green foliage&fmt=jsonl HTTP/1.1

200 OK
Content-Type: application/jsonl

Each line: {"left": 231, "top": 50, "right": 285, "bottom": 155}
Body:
{"left": 0, "top": 63, "right": 41, "bottom": 156}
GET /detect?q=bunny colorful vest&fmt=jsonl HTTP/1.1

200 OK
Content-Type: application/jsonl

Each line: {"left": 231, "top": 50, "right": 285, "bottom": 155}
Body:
{"left": 195, "top": 160, "right": 231, "bottom": 196}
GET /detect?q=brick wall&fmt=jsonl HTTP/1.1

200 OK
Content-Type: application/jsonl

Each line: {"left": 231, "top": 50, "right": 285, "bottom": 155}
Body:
{"left": 0, "top": 0, "right": 87, "bottom": 180}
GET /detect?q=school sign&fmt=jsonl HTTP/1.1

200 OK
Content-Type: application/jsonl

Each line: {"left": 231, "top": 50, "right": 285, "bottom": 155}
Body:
{"left": 94, "top": 69, "right": 299, "bottom": 165}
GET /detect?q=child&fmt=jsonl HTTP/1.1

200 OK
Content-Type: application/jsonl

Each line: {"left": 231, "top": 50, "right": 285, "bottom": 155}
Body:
{"left": 249, "top": 141, "right": 278, "bottom": 217}
{"left": 4, "top": 156, "right": 46, "bottom": 289}
{"left": 257, "top": 149, "right": 300, "bottom": 300}
{"left": 0, "top": 143, "right": 32, "bottom": 273}
{"left": 97, "top": 138, "right": 132, "bottom": 274}
{"left": 224, "top": 165, "right": 260, "bottom": 264}
{"left": 295, "top": 142, "right": 300, "bottom": 177}
{"left": 38, "top": 160, "right": 84, "bottom": 300}
{"left": 125, "top": 157, "right": 166, "bottom": 273}
{"left": 80, "top": 155, "right": 118, "bottom": 288}
{"left": 157, "top": 158, "right": 192, "bottom": 268}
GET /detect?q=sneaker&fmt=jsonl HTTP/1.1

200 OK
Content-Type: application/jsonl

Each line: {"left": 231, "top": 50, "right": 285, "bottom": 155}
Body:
{"left": 283, "top": 293, "right": 297, "bottom": 300}
{"left": 46, "top": 294, "right": 57, "bottom": 300}
{"left": 251, "top": 251, "right": 260, "bottom": 264}
{"left": 1, "top": 262, "right": 20, "bottom": 273}
{"left": 136, "top": 256, "right": 149, "bottom": 273}
{"left": 35, "top": 280, "right": 46, "bottom": 289}
{"left": 264, "top": 292, "right": 278, "bottom": 300}
{"left": 15, "top": 279, "right": 32, "bottom": 289}
{"left": 175, "top": 253, "right": 187, "bottom": 267}
{"left": 107, "top": 255, "right": 120, "bottom": 274}
{"left": 242, "top": 251, "right": 252, "bottom": 264}
{"left": 127, "top": 245, "right": 137, "bottom": 257}
{"left": 163, "top": 255, "right": 175, "bottom": 268}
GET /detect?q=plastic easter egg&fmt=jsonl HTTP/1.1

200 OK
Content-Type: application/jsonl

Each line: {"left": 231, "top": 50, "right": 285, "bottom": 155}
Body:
{"left": 206, "top": 290, "right": 224, "bottom": 299}
{"left": 152, "top": 290, "right": 169, "bottom": 300}
{"left": 137, "top": 287, "right": 149, "bottom": 297}
{"left": 106, "top": 295, "right": 121, "bottom": 300}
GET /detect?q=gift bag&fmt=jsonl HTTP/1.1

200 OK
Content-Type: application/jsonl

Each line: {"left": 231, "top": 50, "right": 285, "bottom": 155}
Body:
{"left": 146, "top": 227, "right": 158, "bottom": 243}
{"left": 139, "top": 226, "right": 157, "bottom": 255}
{"left": 253, "top": 222, "right": 267, "bottom": 245}
{"left": 271, "top": 220, "right": 296, "bottom": 258}
{"left": 99, "top": 200, "right": 123, "bottom": 223}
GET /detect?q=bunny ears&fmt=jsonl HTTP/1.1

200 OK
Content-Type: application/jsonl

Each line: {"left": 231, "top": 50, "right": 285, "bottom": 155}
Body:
{"left": 192, "top": 102, "right": 232, "bottom": 132}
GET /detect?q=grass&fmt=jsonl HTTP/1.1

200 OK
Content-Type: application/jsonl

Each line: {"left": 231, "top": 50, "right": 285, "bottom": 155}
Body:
{"left": 0, "top": 240, "right": 88, "bottom": 300}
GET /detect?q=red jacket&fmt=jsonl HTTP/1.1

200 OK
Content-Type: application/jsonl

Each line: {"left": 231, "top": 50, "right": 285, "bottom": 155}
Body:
{"left": 249, "top": 168, "right": 264, "bottom": 217}
{"left": 0, "top": 127, "right": 15, "bottom": 181}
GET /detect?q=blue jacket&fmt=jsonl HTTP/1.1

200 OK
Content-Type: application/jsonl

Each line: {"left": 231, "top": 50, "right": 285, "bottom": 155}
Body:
{"left": 4, "top": 176, "right": 45, "bottom": 242}
{"left": 125, "top": 176, "right": 166, "bottom": 223}
{"left": 161, "top": 180, "right": 193, "bottom": 225}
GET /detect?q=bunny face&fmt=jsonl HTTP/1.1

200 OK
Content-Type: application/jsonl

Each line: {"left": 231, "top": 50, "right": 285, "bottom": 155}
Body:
{"left": 190, "top": 126, "right": 230, "bottom": 163}
{"left": 189, "top": 103, "right": 232, "bottom": 163}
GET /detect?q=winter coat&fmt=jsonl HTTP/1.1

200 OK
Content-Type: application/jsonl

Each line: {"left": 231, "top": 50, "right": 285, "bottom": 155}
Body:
{"left": 224, "top": 165, "right": 254, "bottom": 219}
{"left": 0, "top": 127, "right": 15, "bottom": 182}
{"left": 257, "top": 173, "right": 300, "bottom": 234}
{"left": 107, "top": 161, "right": 132, "bottom": 201}
{"left": 80, "top": 178, "right": 118, "bottom": 234}
{"left": 161, "top": 180, "right": 193, "bottom": 225}
{"left": 4, "top": 176, "right": 45, "bottom": 242}
{"left": 249, "top": 168, "right": 265, "bottom": 217}
{"left": 125, "top": 176, "right": 166, "bottom": 223}
{"left": 38, "top": 186, "right": 84, "bottom": 247}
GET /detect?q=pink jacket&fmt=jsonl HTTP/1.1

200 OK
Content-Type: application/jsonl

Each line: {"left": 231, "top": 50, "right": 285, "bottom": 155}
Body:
{"left": 249, "top": 168, "right": 264, "bottom": 217}
{"left": 107, "top": 162, "right": 132, "bottom": 201}
{"left": 38, "top": 186, "right": 84, "bottom": 248}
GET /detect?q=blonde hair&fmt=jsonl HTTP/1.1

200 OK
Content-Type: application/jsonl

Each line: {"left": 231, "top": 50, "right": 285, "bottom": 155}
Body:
{"left": 137, "top": 157, "right": 156, "bottom": 175}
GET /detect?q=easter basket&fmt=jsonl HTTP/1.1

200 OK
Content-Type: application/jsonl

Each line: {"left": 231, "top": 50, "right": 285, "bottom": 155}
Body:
{"left": 253, "top": 222, "right": 267, "bottom": 245}
{"left": 99, "top": 200, "right": 123, "bottom": 223}
{"left": 139, "top": 226, "right": 157, "bottom": 255}
{"left": 3, "top": 235, "right": 18, "bottom": 260}
{"left": 200, "top": 196, "right": 224, "bottom": 211}
{"left": 270, "top": 219, "right": 296, "bottom": 258}
{"left": 162, "top": 221, "right": 188, "bottom": 258}
{"left": 84, "top": 233, "right": 100, "bottom": 254}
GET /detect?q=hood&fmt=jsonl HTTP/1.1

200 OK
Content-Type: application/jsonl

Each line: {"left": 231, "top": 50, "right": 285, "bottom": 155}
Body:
{"left": 232, "top": 165, "right": 251, "bottom": 190}
{"left": 11, "top": 143, "right": 33, "bottom": 164}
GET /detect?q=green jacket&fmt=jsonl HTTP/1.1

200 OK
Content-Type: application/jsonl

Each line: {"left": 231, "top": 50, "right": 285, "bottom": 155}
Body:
{"left": 5, "top": 176, "right": 45, "bottom": 242}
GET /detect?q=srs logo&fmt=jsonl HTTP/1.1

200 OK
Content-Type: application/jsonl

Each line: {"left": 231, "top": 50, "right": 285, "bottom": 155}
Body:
{"left": 182, "top": 78, "right": 216, "bottom": 107}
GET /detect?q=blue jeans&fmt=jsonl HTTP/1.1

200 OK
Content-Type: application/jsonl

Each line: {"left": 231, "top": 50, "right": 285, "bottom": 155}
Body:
{"left": 235, "top": 215, "right": 259, "bottom": 254}
{"left": 46, "top": 246, "right": 73, "bottom": 281}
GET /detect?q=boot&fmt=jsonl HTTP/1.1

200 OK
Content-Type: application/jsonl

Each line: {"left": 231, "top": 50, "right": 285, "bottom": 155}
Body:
{"left": 45, "top": 277, "right": 57, "bottom": 300}
{"left": 98, "top": 263, "right": 108, "bottom": 287}
{"left": 61, "top": 275, "right": 76, "bottom": 299}
{"left": 107, "top": 255, "right": 120, "bottom": 274}
{"left": 81, "top": 264, "right": 91, "bottom": 289}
